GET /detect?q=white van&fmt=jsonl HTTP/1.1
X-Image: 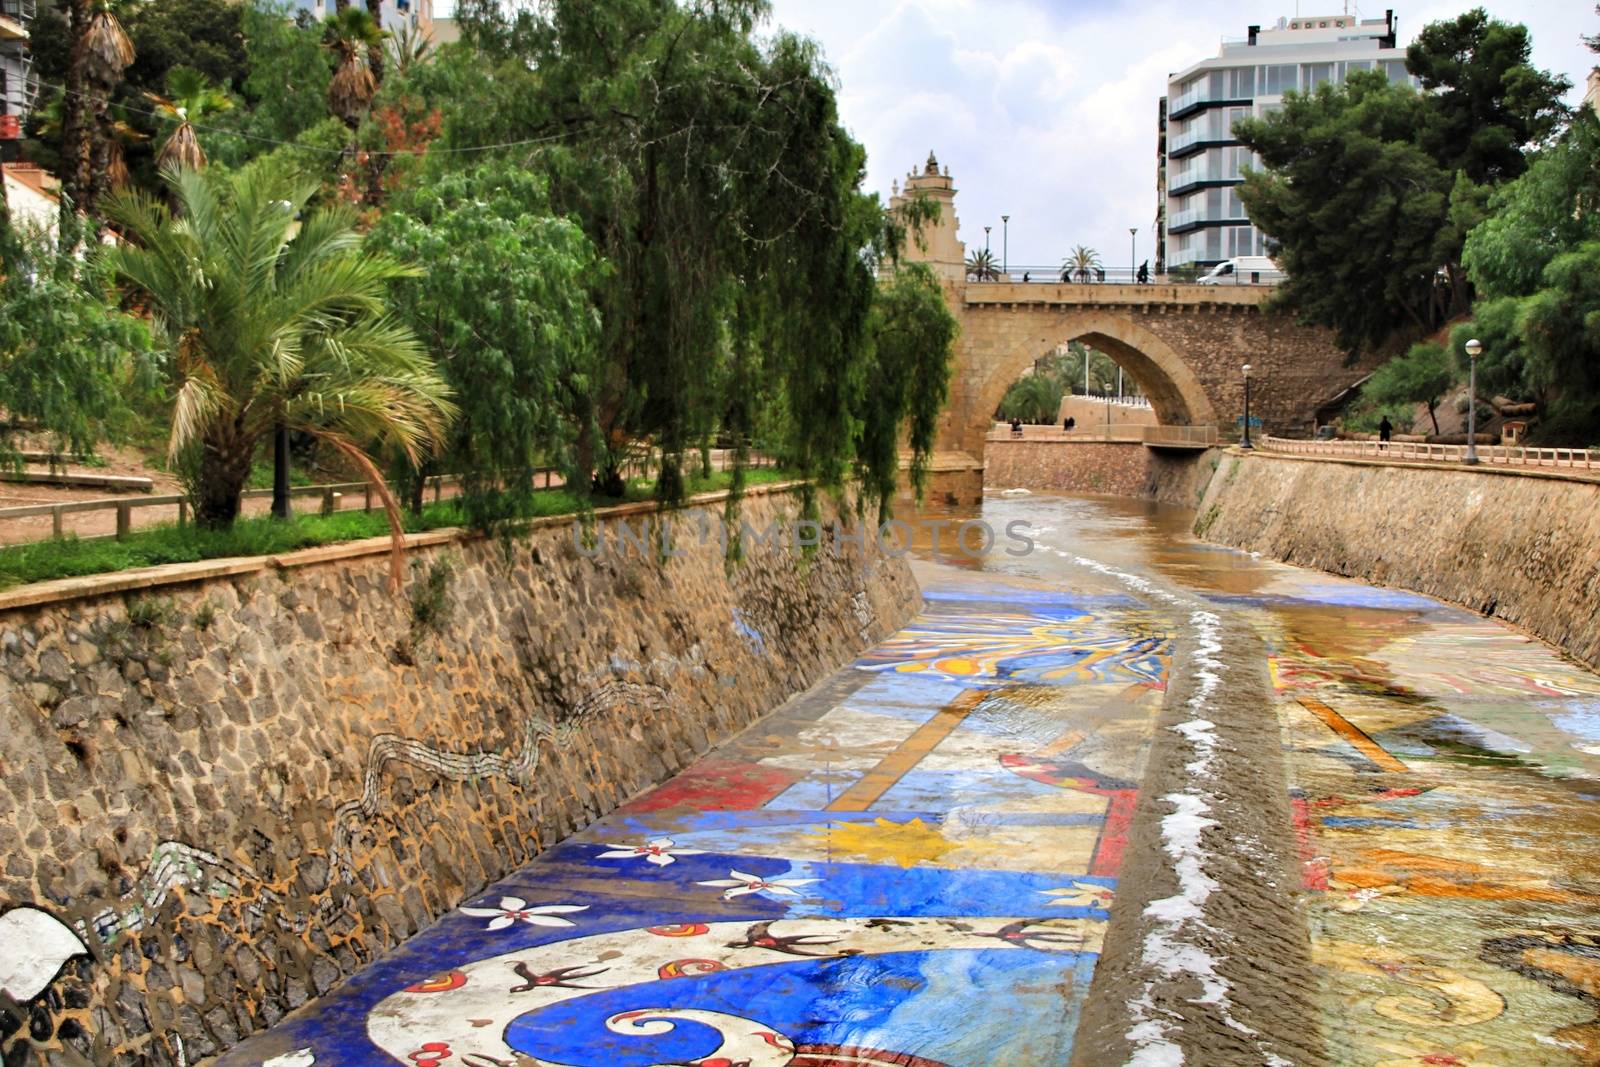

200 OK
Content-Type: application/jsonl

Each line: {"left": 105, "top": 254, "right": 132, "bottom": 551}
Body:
{"left": 1198, "top": 256, "right": 1281, "bottom": 285}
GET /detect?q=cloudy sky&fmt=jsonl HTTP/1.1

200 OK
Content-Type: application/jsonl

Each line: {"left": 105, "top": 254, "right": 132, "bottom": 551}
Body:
{"left": 757, "top": 0, "right": 1598, "bottom": 272}
{"left": 439, "top": 2, "right": 1597, "bottom": 271}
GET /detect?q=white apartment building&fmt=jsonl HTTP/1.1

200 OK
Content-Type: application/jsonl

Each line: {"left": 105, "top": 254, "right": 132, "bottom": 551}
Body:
{"left": 0, "top": 0, "right": 36, "bottom": 155}
{"left": 1158, "top": 10, "right": 1417, "bottom": 271}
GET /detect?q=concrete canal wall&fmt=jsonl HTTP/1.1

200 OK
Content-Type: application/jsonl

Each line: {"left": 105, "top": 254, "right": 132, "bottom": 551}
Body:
{"left": 0, "top": 485, "right": 919, "bottom": 1065}
{"left": 1196, "top": 451, "right": 1600, "bottom": 670}
{"left": 984, "top": 438, "right": 1219, "bottom": 507}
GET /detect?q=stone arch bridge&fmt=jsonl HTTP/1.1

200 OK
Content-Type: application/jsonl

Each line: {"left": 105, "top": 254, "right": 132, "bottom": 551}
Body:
{"left": 887, "top": 152, "right": 1372, "bottom": 501}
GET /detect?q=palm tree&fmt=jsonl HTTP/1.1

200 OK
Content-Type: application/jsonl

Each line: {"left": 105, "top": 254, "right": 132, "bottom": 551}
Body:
{"left": 965, "top": 248, "right": 1001, "bottom": 282}
{"left": 104, "top": 105, "right": 147, "bottom": 190}
{"left": 1061, "top": 245, "right": 1103, "bottom": 283}
{"left": 386, "top": 20, "right": 435, "bottom": 78}
{"left": 327, "top": 8, "right": 383, "bottom": 130}
{"left": 103, "top": 165, "right": 455, "bottom": 577}
{"left": 146, "top": 68, "right": 233, "bottom": 172}
{"left": 81, "top": 1, "right": 135, "bottom": 214}
{"left": 33, "top": 94, "right": 142, "bottom": 191}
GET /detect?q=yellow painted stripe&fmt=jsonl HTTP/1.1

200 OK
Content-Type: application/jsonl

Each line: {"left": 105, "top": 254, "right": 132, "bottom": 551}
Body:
{"left": 1296, "top": 695, "right": 1409, "bottom": 773}
{"left": 827, "top": 688, "right": 986, "bottom": 812}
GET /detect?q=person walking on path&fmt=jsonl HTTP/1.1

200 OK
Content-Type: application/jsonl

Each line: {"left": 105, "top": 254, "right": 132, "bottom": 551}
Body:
{"left": 1378, "top": 415, "right": 1393, "bottom": 448}
{"left": 1136, "top": 261, "right": 1149, "bottom": 284}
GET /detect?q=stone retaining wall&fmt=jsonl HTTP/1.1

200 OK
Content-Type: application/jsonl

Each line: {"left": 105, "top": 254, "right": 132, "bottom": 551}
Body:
{"left": 0, "top": 486, "right": 920, "bottom": 1065}
{"left": 984, "top": 439, "right": 1215, "bottom": 506}
{"left": 1195, "top": 452, "right": 1600, "bottom": 669}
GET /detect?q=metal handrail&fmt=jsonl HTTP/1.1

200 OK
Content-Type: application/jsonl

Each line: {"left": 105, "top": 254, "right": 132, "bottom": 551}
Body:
{"left": 1258, "top": 435, "right": 1598, "bottom": 470}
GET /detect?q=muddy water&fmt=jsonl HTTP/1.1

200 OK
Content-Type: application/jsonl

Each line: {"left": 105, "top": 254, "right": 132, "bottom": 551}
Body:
{"left": 922, "top": 492, "right": 1600, "bottom": 1065}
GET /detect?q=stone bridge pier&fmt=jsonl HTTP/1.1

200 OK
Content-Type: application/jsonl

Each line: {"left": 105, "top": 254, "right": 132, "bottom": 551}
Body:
{"left": 888, "top": 152, "right": 1372, "bottom": 503}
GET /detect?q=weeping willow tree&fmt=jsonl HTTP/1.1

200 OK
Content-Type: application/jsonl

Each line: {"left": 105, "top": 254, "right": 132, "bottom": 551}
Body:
{"left": 445, "top": 0, "right": 955, "bottom": 526}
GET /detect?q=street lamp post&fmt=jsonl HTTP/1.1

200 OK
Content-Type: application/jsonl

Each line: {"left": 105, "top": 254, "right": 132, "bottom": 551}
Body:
{"left": 1463, "top": 338, "right": 1482, "bottom": 465}
{"left": 984, "top": 226, "right": 991, "bottom": 254}
{"left": 1002, "top": 215, "right": 1009, "bottom": 276}
{"left": 1241, "top": 363, "right": 1254, "bottom": 449}
{"left": 1129, "top": 226, "right": 1137, "bottom": 283}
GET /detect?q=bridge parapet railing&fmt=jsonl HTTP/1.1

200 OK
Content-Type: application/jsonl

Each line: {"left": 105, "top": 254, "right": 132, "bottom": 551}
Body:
{"left": 988, "top": 423, "right": 1217, "bottom": 446}
{"left": 1143, "top": 425, "right": 1219, "bottom": 447}
{"left": 1259, "top": 435, "right": 1598, "bottom": 471}
{"left": 971, "top": 266, "right": 1284, "bottom": 287}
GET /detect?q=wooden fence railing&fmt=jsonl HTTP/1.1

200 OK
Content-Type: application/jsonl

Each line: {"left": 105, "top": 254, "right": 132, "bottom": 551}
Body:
{"left": 0, "top": 448, "right": 773, "bottom": 545}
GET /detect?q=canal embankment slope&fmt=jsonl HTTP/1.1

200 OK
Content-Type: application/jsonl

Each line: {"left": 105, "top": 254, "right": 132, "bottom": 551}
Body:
{"left": 983, "top": 437, "right": 1222, "bottom": 507}
{"left": 0, "top": 484, "right": 918, "bottom": 1064}
{"left": 1194, "top": 450, "right": 1600, "bottom": 670}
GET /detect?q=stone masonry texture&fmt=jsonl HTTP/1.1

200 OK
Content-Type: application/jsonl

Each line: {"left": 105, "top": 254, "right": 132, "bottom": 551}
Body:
{"left": 984, "top": 440, "right": 1219, "bottom": 507}
{"left": 0, "top": 487, "right": 919, "bottom": 1065}
{"left": 943, "top": 286, "right": 1379, "bottom": 467}
{"left": 1196, "top": 452, "right": 1600, "bottom": 670}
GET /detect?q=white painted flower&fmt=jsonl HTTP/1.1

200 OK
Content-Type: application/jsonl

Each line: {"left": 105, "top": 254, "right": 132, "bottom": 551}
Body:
{"left": 262, "top": 1050, "right": 316, "bottom": 1067}
{"left": 459, "top": 896, "right": 588, "bottom": 932}
{"left": 596, "top": 838, "right": 706, "bottom": 867}
{"left": 1328, "top": 879, "right": 1405, "bottom": 913}
{"left": 1041, "top": 882, "right": 1116, "bottom": 909}
{"left": 696, "top": 869, "right": 819, "bottom": 901}
{"left": 0, "top": 906, "right": 88, "bottom": 1001}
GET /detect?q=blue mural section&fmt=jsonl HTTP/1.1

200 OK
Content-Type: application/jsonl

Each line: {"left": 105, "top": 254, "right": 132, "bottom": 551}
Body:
{"left": 218, "top": 576, "right": 1166, "bottom": 1067}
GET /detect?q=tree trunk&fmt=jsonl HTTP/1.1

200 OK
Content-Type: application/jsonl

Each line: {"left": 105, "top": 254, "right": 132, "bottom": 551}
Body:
{"left": 0, "top": 156, "right": 13, "bottom": 271}
{"left": 84, "top": 97, "right": 113, "bottom": 223}
{"left": 1427, "top": 401, "right": 1440, "bottom": 436}
{"left": 366, "top": 0, "right": 385, "bottom": 85}
{"left": 193, "top": 426, "right": 256, "bottom": 530}
{"left": 271, "top": 423, "right": 292, "bottom": 520}
{"left": 60, "top": 0, "right": 93, "bottom": 218}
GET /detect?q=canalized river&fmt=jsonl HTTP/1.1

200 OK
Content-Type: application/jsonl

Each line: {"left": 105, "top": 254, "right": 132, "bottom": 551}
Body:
{"left": 223, "top": 491, "right": 1600, "bottom": 1067}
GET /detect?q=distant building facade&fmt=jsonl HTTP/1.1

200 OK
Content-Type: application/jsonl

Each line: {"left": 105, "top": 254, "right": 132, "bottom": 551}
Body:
{"left": 0, "top": 0, "right": 36, "bottom": 158}
{"left": 1157, "top": 11, "right": 1417, "bottom": 271}
{"left": 290, "top": 0, "right": 434, "bottom": 34}
{"left": 1585, "top": 68, "right": 1599, "bottom": 117}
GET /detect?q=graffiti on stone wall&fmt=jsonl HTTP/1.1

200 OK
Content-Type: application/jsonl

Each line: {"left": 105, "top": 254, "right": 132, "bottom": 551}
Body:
{"left": 4, "top": 676, "right": 672, "bottom": 1053}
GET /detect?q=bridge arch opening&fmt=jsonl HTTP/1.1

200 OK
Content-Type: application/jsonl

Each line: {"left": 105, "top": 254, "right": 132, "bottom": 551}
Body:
{"left": 973, "top": 311, "right": 1219, "bottom": 442}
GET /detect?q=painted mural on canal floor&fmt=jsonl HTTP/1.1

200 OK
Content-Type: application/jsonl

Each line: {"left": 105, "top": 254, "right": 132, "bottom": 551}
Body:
{"left": 1230, "top": 567, "right": 1600, "bottom": 1066}
{"left": 219, "top": 577, "right": 1170, "bottom": 1066}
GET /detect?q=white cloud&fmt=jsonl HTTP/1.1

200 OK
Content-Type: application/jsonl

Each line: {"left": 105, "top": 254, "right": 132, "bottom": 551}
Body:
{"left": 761, "top": 0, "right": 1600, "bottom": 271}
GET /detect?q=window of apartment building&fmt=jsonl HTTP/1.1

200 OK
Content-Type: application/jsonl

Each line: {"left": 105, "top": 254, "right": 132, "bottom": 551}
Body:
{"left": 1304, "top": 63, "right": 1334, "bottom": 90}
{"left": 1342, "top": 59, "right": 1372, "bottom": 78}
{"left": 1383, "top": 60, "right": 1409, "bottom": 84}
{"left": 1225, "top": 146, "right": 1257, "bottom": 178}
{"left": 1227, "top": 226, "right": 1256, "bottom": 257}
{"left": 1260, "top": 65, "right": 1298, "bottom": 95}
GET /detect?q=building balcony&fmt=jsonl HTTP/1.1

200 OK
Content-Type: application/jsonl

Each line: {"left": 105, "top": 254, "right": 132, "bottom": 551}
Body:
{"left": 1167, "top": 87, "right": 1253, "bottom": 121}
{"left": 1167, "top": 169, "right": 1241, "bottom": 197}
{"left": 1167, "top": 208, "right": 1249, "bottom": 235}
{"left": 1167, "top": 127, "right": 1238, "bottom": 159}
{"left": 0, "top": 0, "right": 32, "bottom": 40}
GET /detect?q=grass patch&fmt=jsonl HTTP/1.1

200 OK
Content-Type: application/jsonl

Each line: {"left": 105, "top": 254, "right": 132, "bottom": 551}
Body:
{"left": 0, "top": 503, "right": 463, "bottom": 591}
{"left": 0, "top": 468, "right": 798, "bottom": 591}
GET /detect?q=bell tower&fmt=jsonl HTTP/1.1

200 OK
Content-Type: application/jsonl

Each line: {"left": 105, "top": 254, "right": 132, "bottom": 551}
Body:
{"left": 888, "top": 150, "right": 965, "bottom": 285}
